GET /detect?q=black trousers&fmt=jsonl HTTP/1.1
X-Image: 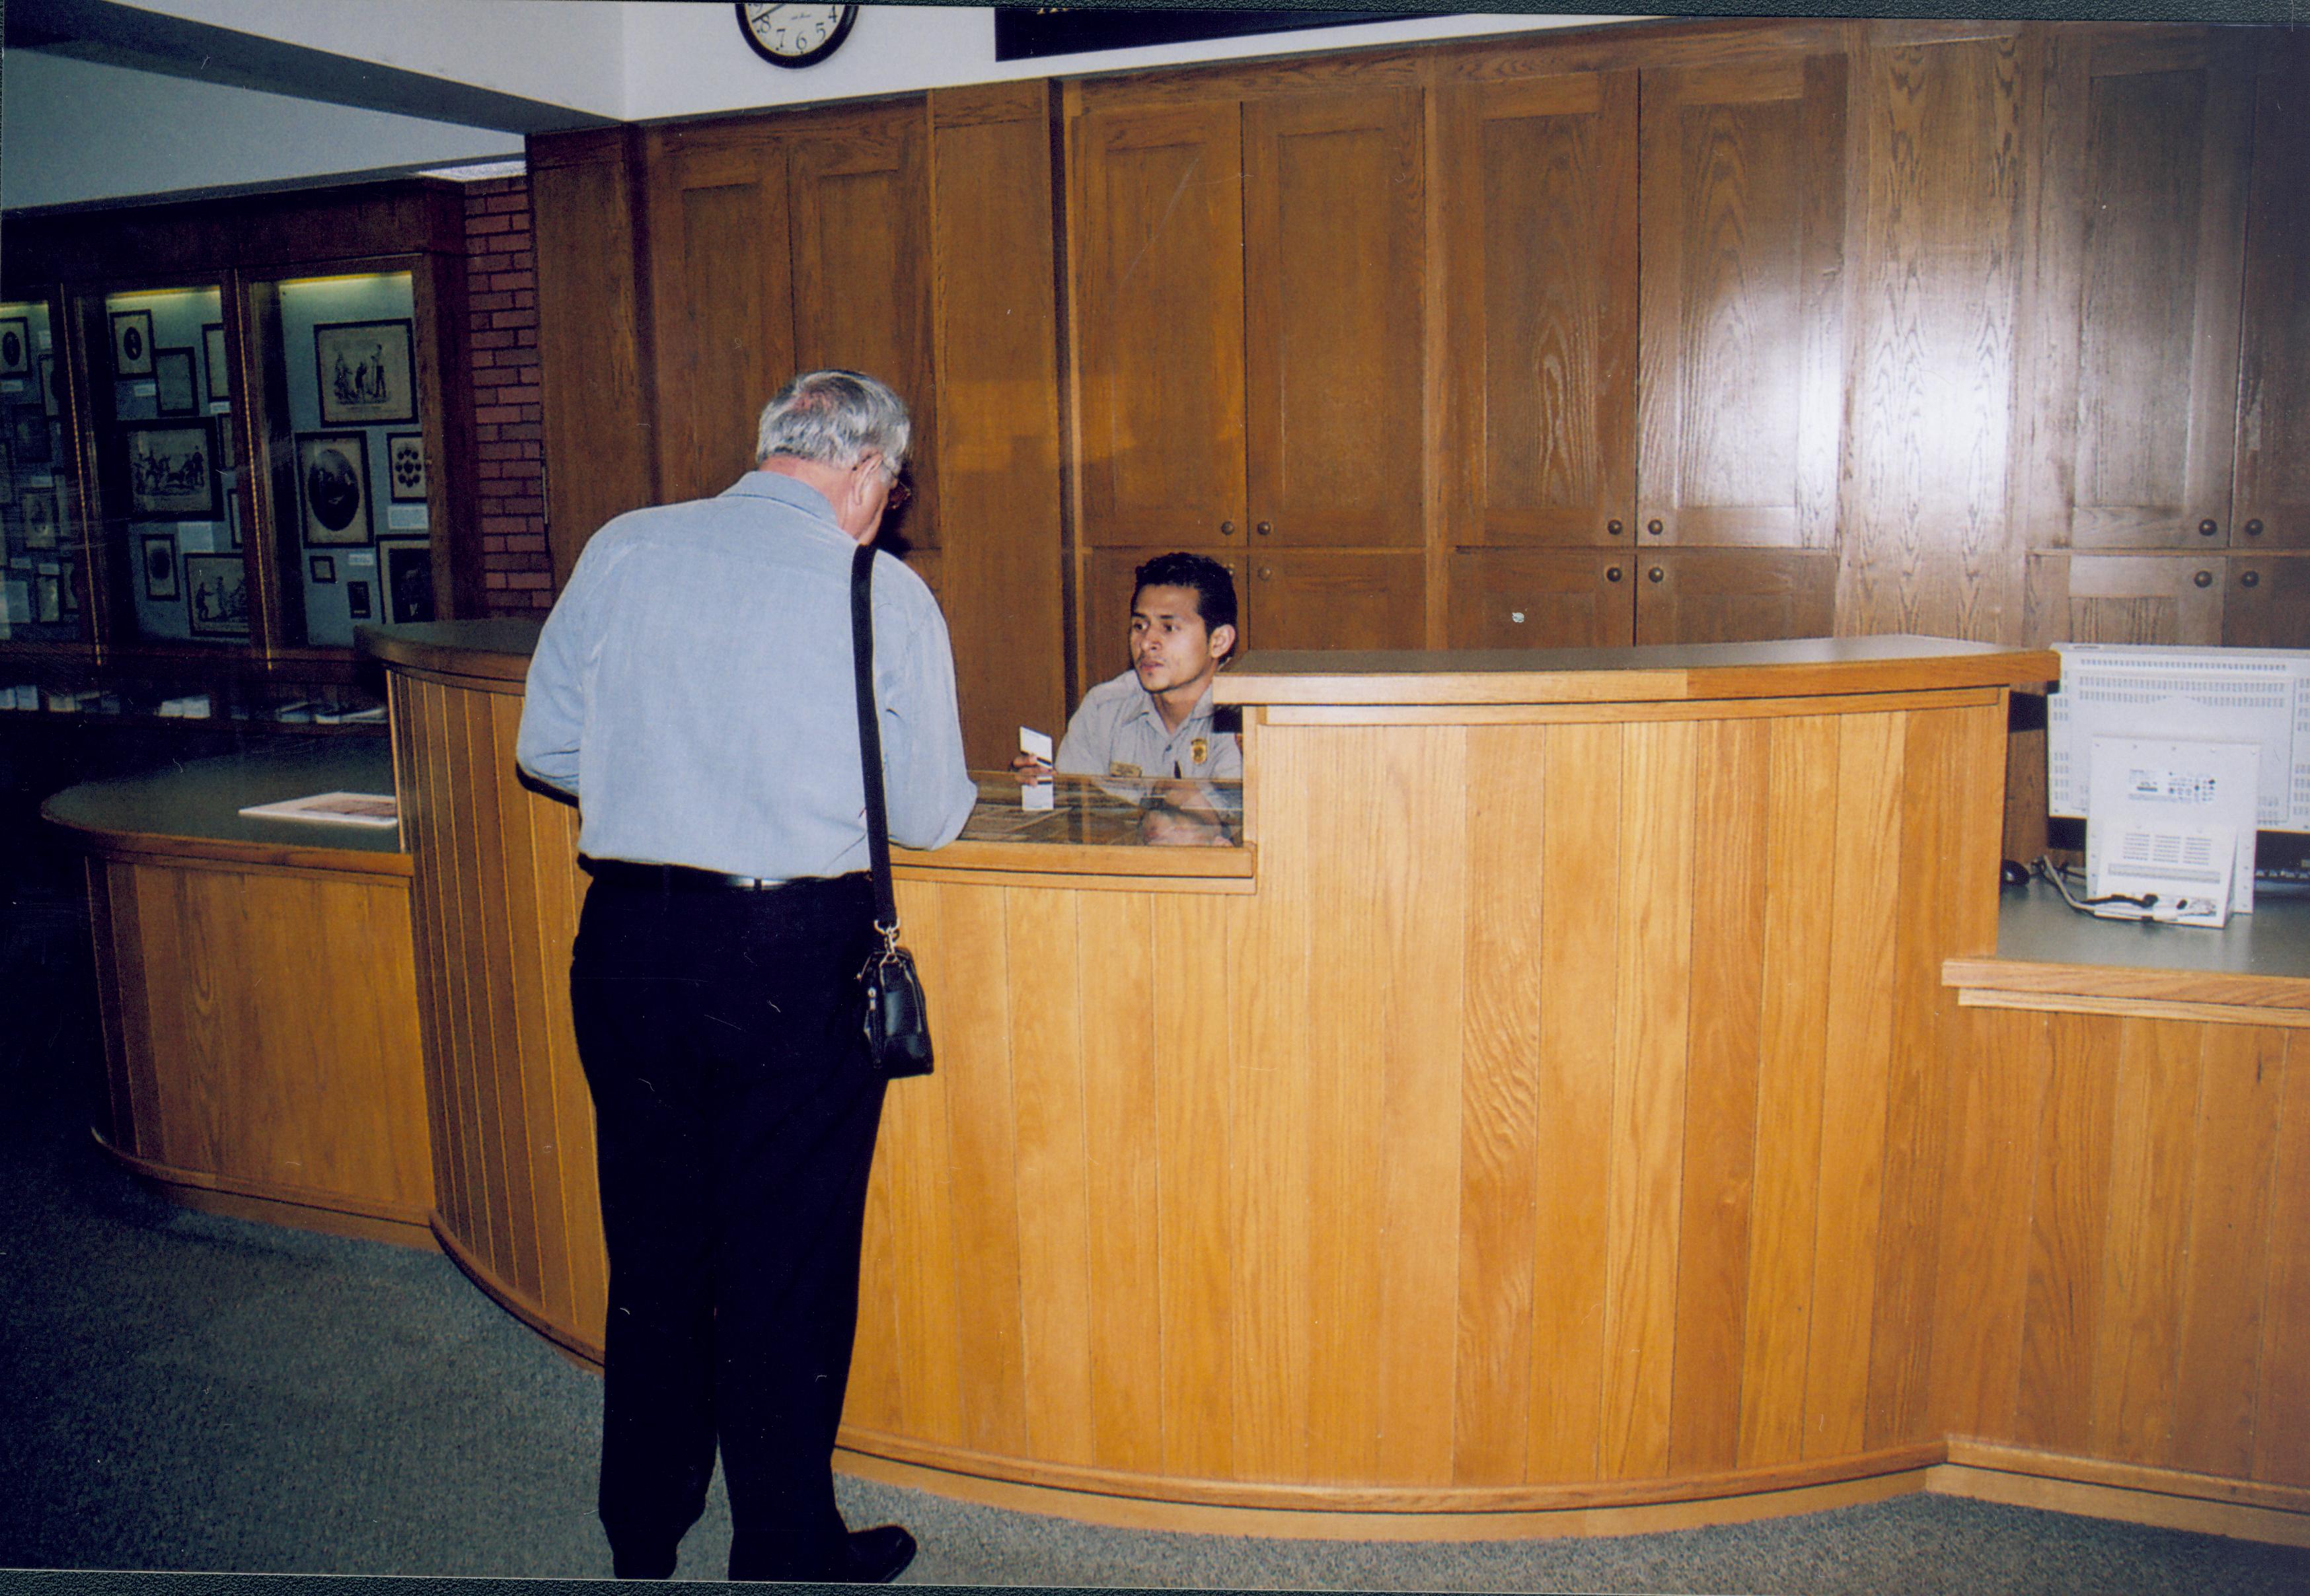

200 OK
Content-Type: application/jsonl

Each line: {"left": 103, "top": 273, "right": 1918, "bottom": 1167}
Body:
{"left": 570, "top": 869, "right": 885, "bottom": 1581}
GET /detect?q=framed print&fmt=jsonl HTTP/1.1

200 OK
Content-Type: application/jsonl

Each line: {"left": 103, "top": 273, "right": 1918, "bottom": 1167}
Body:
{"left": 184, "top": 553, "right": 250, "bottom": 637}
{"left": 141, "top": 532, "right": 178, "bottom": 600}
{"left": 346, "top": 579, "right": 373, "bottom": 620}
{"left": 38, "top": 353, "right": 59, "bottom": 416}
{"left": 296, "top": 431, "right": 372, "bottom": 545}
{"left": 381, "top": 539, "right": 435, "bottom": 624}
{"left": 0, "top": 437, "right": 12, "bottom": 504}
{"left": 153, "top": 348, "right": 198, "bottom": 416}
{"left": 62, "top": 569, "right": 78, "bottom": 612}
{"left": 36, "top": 573, "right": 61, "bottom": 624}
{"left": 110, "top": 309, "right": 155, "bottom": 376}
{"left": 1, "top": 579, "right": 26, "bottom": 627}
{"left": 215, "top": 411, "right": 237, "bottom": 472}
{"left": 227, "top": 486, "right": 243, "bottom": 550}
{"left": 122, "top": 421, "right": 218, "bottom": 517}
{"left": 309, "top": 553, "right": 337, "bottom": 584}
{"left": 313, "top": 319, "right": 416, "bottom": 425}
{"left": 22, "top": 488, "right": 59, "bottom": 549}
{"left": 0, "top": 318, "right": 28, "bottom": 376}
{"left": 11, "top": 412, "right": 52, "bottom": 468}
{"left": 202, "top": 324, "right": 231, "bottom": 400}
{"left": 385, "top": 432, "right": 428, "bottom": 501}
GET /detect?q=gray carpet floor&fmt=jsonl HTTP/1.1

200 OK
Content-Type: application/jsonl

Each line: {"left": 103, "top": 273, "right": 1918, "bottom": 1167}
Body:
{"left": 3, "top": 881, "right": 2307, "bottom": 1595}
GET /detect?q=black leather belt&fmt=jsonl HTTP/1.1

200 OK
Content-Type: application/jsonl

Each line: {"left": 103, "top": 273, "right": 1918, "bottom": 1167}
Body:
{"left": 582, "top": 857, "right": 784, "bottom": 892}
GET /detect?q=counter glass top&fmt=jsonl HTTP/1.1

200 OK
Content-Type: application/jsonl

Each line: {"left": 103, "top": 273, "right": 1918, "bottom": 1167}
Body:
{"left": 947, "top": 774, "right": 1242, "bottom": 850}
{"left": 1996, "top": 878, "right": 2309, "bottom": 981}
{"left": 42, "top": 741, "right": 404, "bottom": 859}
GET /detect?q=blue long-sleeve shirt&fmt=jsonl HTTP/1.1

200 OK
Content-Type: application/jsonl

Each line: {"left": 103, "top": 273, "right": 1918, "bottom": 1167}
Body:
{"left": 515, "top": 471, "right": 976, "bottom": 880}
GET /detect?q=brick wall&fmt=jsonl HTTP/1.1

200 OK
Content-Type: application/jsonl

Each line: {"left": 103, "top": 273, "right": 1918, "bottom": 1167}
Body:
{"left": 462, "top": 176, "right": 552, "bottom": 613}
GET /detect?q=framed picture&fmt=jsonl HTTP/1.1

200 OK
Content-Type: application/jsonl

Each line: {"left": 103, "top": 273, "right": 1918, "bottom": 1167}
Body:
{"left": 121, "top": 421, "right": 218, "bottom": 517}
{"left": 313, "top": 318, "right": 416, "bottom": 426}
{"left": 227, "top": 486, "right": 243, "bottom": 550}
{"left": 385, "top": 432, "right": 428, "bottom": 501}
{"left": 35, "top": 573, "right": 61, "bottom": 624}
{"left": 346, "top": 579, "right": 373, "bottom": 620}
{"left": 381, "top": 539, "right": 435, "bottom": 624}
{"left": 202, "top": 324, "right": 231, "bottom": 400}
{"left": 0, "top": 437, "right": 12, "bottom": 504}
{"left": 184, "top": 553, "right": 250, "bottom": 637}
{"left": 215, "top": 411, "right": 237, "bottom": 472}
{"left": 11, "top": 412, "right": 52, "bottom": 468}
{"left": 153, "top": 348, "right": 199, "bottom": 416}
{"left": 62, "top": 568, "right": 79, "bottom": 612}
{"left": 295, "top": 431, "right": 372, "bottom": 545}
{"left": 309, "top": 553, "right": 337, "bottom": 584}
{"left": 0, "top": 318, "right": 28, "bottom": 377}
{"left": 110, "top": 309, "right": 155, "bottom": 377}
{"left": 1, "top": 579, "right": 26, "bottom": 627}
{"left": 22, "top": 489, "right": 59, "bottom": 550}
{"left": 141, "top": 532, "right": 178, "bottom": 600}
{"left": 38, "top": 353, "right": 59, "bottom": 416}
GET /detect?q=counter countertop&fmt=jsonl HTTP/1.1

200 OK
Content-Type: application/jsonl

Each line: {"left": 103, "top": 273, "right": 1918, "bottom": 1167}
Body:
{"left": 42, "top": 741, "right": 408, "bottom": 873}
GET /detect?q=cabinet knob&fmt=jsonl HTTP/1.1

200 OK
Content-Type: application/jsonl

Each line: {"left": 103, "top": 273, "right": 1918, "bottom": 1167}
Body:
{"left": 2193, "top": 569, "right": 2214, "bottom": 588}
{"left": 1257, "top": 566, "right": 1273, "bottom": 581}
{"left": 2242, "top": 569, "right": 2261, "bottom": 589}
{"left": 1647, "top": 519, "right": 1665, "bottom": 537}
{"left": 1255, "top": 521, "right": 1273, "bottom": 537}
{"left": 2244, "top": 519, "right": 2264, "bottom": 538}
{"left": 1220, "top": 520, "right": 1236, "bottom": 537}
{"left": 1606, "top": 565, "right": 1623, "bottom": 583}
{"left": 2198, "top": 519, "right": 2219, "bottom": 538}
{"left": 1607, "top": 519, "right": 1625, "bottom": 537}
{"left": 1647, "top": 566, "right": 1665, "bottom": 583}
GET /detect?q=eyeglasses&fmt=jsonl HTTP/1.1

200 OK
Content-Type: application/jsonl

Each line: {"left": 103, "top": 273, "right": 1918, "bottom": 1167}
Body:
{"left": 884, "top": 474, "right": 912, "bottom": 513}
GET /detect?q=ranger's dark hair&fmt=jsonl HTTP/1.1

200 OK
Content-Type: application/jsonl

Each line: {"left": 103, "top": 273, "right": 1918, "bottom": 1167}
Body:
{"left": 1132, "top": 552, "right": 1238, "bottom": 645}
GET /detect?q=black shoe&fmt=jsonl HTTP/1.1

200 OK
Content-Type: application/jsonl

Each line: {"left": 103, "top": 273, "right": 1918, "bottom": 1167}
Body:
{"left": 829, "top": 1525, "right": 916, "bottom": 1584}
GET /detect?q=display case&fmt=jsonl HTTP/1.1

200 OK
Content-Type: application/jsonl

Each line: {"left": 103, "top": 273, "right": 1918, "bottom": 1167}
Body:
{"left": 0, "top": 294, "right": 85, "bottom": 646}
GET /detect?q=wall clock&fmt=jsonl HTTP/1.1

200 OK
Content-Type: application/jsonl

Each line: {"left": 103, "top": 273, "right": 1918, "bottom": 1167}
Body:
{"left": 737, "top": 3, "right": 859, "bottom": 68}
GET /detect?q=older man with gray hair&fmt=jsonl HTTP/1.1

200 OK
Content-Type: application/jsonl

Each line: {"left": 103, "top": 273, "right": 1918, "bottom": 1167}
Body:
{"left": 519, "top": 369, "right": 975, "bottom": 1583}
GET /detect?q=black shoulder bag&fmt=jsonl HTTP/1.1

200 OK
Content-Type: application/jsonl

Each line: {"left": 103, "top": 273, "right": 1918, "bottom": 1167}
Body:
{"left": 851, "top": 541, "right": 936, "bottom": 1078}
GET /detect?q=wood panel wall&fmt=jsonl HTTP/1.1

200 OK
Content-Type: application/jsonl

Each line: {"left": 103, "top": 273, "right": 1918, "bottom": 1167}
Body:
{"left": 389, "top": 670, "right": 605, "bottom": 1358}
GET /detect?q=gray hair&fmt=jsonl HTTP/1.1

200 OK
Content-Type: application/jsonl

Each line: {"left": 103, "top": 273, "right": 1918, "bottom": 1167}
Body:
{"left": 755, "top": 369, "right": 911, "bottom": 472}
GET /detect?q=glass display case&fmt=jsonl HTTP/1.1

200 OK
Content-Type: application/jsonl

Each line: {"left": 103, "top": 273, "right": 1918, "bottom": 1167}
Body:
{"left": 0, "top": 297, "right": 84, "bottom": 645}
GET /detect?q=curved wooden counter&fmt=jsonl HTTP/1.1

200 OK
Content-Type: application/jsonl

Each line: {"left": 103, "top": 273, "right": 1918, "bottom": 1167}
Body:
{"left": 355, "top": 626, "right": 2310, "bottom": 1542}
{"left": 44, "top": 741, "right": 433, "bottom": 1246}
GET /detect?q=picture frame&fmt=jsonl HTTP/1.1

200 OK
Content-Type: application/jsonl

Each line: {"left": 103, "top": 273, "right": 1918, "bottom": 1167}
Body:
{"left": 309, "top": 553, "right": 337, "bottom": 584}
{"left": 381, "top": 539, "right": 435, "bottom": 624}
{"left": 227, "top": 486, "right": 243, "bottom": 550}
{"left": 110, "top": 309, "right": 155, "bottom": 377}
{"left": 202, "top": 324, "right": 231, "bottom": 400}
{"left": 38, "top": 353, "right": 59, "bottom": 416}
{"left": 184, "top": 553, "right": 250, "bottom": 637}
{"left": 22, "top": 490, "right": 59, "bottom": 550}
{"left": 141, "top": 532, "right": 178, "bottom": 600}
{"left": 62, "top": 568, "right": 79, "bottom": 613}
{"left": 0, "top": 318, "right": 28, "bottom": 377}
{"left": 385, "top": 432, "right": 428, "bottom": 501}
{"left": 153, "top": 348, "right": 199, "bottom": 416}
{"left": 120, "top": 421, "right": 218, "bottom": 517}
{"left": 36, "top": 573, "right": 61, "bottom": 624}
{"left": 345, "top": 579, "right": 373, "bottom": 620}
{"left": 11, "top": 412, "right": 52, "bottom": 468}
{"left": 313, "top": 318, "right": 416, "bottom": 426}
{"left": 215, "top": 410, "right": 237, "bottom": 473}
{"left": 0, "top": 436, "right": 12, "bottom": 505}
{"left": 1, "top": 579, "right": 26, "bottom": 628}
{"left": 295, "top": 431, "right": 372, "bottom": 545}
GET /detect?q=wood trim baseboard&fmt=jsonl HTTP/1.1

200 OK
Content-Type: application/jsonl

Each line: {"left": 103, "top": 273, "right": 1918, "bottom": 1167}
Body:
{"left": 431, "top": 1215, "right": 605, "bottom": 1369}
{"left": 96, "top": 1130, "right": 433, "bottom": 1233}
{"left": 1931, "top": 1442, "right": 2310, "bottom": 1547}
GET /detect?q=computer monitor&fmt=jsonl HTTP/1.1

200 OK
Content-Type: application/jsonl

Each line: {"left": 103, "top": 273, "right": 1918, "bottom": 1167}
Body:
{"left": 2047, "top": 643, "right": 2310, "bottom": 833}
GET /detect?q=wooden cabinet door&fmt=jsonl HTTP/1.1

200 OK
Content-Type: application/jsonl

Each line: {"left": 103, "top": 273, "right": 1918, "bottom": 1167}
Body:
{"left": 1244, "top": 550, "right": 1425, "bottom": 651}
{"left": 786, "top": 103, "right": 938, "bottom": 545}
{"left": 2225, "top": 558, "right": 2310, "bottom": 649}
{"left": 2036, "top": 30, "right": 2253, "bottom": 550}
{"left": 785, "top": 102, "right": 938, "bottom": 550}
{"left": 2024, "top": 552, "right": 2226, "bottom": 646}
{"left": 1071, "top": 100, "right": 1248, "bottom": 548}
{"left": 1441, "top": 70, "right": 1637, "bottom": 549}
{"left": 1242, "top": 87, "right": 1426, "bottom": 548}
{"left": 2233, "top": 38, "right": 2310, "bottom": 552}
{"left": 1636, "top": 55, "right": 1846, "bottom": 550}
{"left": 644, "top": 124, "right": 795, "bottom": 505}
{"left": 1629, "top": 550, "right": 1836, "bottom": 645}
{"left": 1448, "top": 549, "right": 1635, "bottom": 649}
{"left": 1083, "top": 545, "right": 1246, "bottom": 692}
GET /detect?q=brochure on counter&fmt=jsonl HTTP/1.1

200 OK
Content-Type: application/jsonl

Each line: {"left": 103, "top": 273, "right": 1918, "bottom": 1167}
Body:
{"left": 236, "top": 791, "right": 399, "bottom": 827}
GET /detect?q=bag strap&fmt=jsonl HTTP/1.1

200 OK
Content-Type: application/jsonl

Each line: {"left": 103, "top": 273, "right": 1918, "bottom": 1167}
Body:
{"left": 850, "top": 540, "right": 900, "bottom": 939}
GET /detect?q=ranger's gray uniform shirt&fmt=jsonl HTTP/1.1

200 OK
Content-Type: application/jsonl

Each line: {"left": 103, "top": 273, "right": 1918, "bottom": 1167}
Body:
{"left": 1055, "top": 669, "right": 1242, "bottom": 780}
{"left": 515, "top": 472, "right": 976, "bottom": 878}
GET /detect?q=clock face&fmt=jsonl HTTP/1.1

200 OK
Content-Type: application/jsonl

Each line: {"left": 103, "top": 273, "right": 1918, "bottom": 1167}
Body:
{"left": 737, "top": 3, "right": 858, "bottom": 68}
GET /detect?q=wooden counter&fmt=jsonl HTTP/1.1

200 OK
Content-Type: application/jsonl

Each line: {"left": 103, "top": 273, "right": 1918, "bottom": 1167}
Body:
{"left": 352, "top": 624, "right": 2305, "bottom": 1543}
{"left": 44, "top": 740, "right": 433, "bottom": 1247}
